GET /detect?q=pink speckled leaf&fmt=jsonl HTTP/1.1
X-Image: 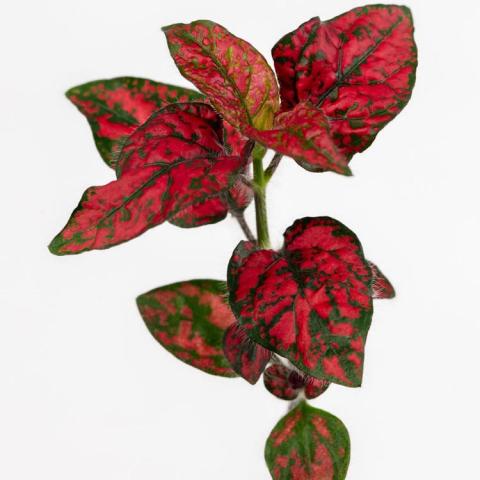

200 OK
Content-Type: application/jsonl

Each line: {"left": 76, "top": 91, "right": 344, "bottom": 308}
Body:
{"left": 49, "top": 103, "right": 246, "bottom": 254}
{"left": 163, "top": 20, "right": 280, "bottom": 130}
{"left": 272, "top": 5, "right": 417, "bottom": 157}
{"left": 66, "top": 77, "right": 203, "bottom": 168}
{"left": 265, "top": 401, "right": 350, "bottom": 479}
{"left": 137, "top": 280, "right": 237, "bottom": 377}
{"left": 228, "top": 217, "right": 373, "bottom": 387}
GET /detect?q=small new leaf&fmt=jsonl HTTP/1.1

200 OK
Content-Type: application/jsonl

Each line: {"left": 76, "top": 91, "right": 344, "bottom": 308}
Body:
{"left": 263, "top": 364, "right": 330, "bottom": 401}
{"left": 228, "top": 217, "right": 373, "bottom": 387}
{"left": 245, "top": 103, "right": 351, "bottom": 175}
{"left": 137, "top": 280, "right": 237, "bottom": 377}
{"left": 369, "top": 261, "right": 396, "bottom": 299}
{"left": 223, "top": 323, "right": 271, "bottom": 384}
{"left": 265, "top": 401, "right": 350, "bottom": 479}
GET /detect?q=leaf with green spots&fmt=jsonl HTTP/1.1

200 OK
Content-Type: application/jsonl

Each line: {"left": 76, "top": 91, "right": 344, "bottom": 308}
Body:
{"left": 272, "top": 5, "right": 417, "bottom": 159}
{"left": 66, "top": 77, "right": 203, "bottom": 168}
{"left": 228, "top": 217, "right": 373, "bottom": 387}
{"left": 137, "top": 280, "right": 237, "bottom": 377}
{"left": 49, "top": 103, "right": 247, "bottom": 255}
{"left": 265, "top": 401, "right": 350, "bottom": 479}
{"left": 163, "top": 20, "right": 280, "bottom": 130}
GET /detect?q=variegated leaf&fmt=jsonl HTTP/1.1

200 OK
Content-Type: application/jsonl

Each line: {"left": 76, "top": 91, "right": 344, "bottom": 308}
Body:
{"left": 245, "top": 103, "right": 351, "bottom": 175}
{"left": 49, "top": 103, "right": 246, "bottom": 254}
{"left": 228, "top": 217, "right": 373, "bottom": 387}
{"left": 265, "top": 401, "right": 350, "bottom": 479}
{"left": 137, "top": 280, "right": 236, "bottom": 377}
{"left": 66, "top": 77, "right": 203, "bottom": 168}
{"left": 163, "top": 20, "right": 280, "bottom": 130}
{"left": 272, "top": 5, "right": 417, "bottom": 157}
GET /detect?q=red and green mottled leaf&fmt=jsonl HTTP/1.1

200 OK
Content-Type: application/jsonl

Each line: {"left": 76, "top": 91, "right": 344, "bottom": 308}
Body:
{"left": 228, "top": 217, "right": 373, "bottom": 387}
{"left": 163, "top": 20, "right": 280, "bottom": 130}
{"left": 137, "top": 280, "right": 237, "bottom": 377}
{"left": 369, "top": 261, "right": 395, "bottom": 299}
{"left": 49, "top": 103, "right": 246, "bottom": 255}
{"left": 245, "top": 103, "right": 351, "bottom": 175}
{"left": 272, "top": 5, "right": 417, "bottom": 156}
{"left": 66, "top": 77, "right": 204, "bottom": 168}
{"left": 265, "top": 401, "right": 350, "bottom": 480}
{"left": 263, "top": 364, "right": 329, "bottom": 401}
{"left": 223, "top": 323, "right": 271, "bottom": 384}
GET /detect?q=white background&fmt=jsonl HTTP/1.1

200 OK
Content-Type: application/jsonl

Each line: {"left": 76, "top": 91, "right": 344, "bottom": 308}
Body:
{"left": 1, "top": 0, "right": 479, "bottom": 478}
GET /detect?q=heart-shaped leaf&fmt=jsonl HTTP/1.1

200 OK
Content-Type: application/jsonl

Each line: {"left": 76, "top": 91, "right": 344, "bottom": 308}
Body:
{"left": 137, "top": 280, "right": 237, "bottom": 377}
{"left": 272, "top": 5, "right": 417, "bottom": 156}
{"left": 263, "top": 364, "right": 330, "bottom": 401}
{"left": 245, "top": 103, "right": 351, "bottom": 175}
{"left": 163, "top": 20, "right": 280, "bottom": 130}
{"left": 49, "top": 103, "right": 246, "bottom": 255}
{"left": 228, "top": 217, "right": 373, "bottom": 387}
{"left": 265, "top": 401, "right": 350, "bottom": 479}
{"left": 66, "top": 77, "right": 204, "bottom": 168}
{"left": 223, "top": 323, "right": 271, "bottom": 384}
{"left": 369, "top": 261, "right": 395, "bottom": 299}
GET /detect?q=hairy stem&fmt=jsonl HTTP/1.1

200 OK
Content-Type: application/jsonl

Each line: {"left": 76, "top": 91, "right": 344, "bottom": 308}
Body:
{"left": 253, "top": 148, "right": 270, "bottom": 248}
{"left": 264, "top": 153, "right": 283, "bottom": 182}
{"left": 232, "top": 211, "right": 255, "bottom": 242}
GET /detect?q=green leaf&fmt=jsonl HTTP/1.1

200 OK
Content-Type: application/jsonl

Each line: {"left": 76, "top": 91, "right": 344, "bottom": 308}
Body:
{"left": 137, "top": 279, "right": 237, "bottom": 377}
{"left": 265, "top": 401, "right": 350, "bottom": 479}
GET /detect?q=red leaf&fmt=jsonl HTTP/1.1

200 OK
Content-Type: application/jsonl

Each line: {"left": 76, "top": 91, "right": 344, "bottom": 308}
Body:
{"left": 228, "top": 217, "right": 373, "bottom": 387}
{"left": 163, "top": 20, "right": 280, "bottom": 130}
{"left": 66, "top": 77, "right": 204, "bottom": 168}
{"left": 223, "top": 323, "right": 271, "bottom": 384}
{"left": 265, "top": 401, "right": 350, "bottom": 479}
{"left": 137, "top": 280, "right": 237, "bottom": 377}
{"left": 245, "top": 103, "right": 351, "bottom": 175}
{"left": 369, "top": 261, "right": 395, "bottom": 299}
{"left": 272, "top": 5, "right": 417, "bottom": 156}
{"left": 263, "top": 364, "right": 330, "bottom": 401}
{"left": 49, "top": 103, "right": 246, "bottom": 255}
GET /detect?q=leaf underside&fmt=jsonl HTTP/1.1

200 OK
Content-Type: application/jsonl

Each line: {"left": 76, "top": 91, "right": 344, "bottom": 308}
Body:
{"left": 265, "top": 401, "right": 350, "bottom": 480}
{"left": 137, "top": 279, "right": 237, "bottom": 377}
{"left": 223, "top": 323, "right": 271, "bottom": 384}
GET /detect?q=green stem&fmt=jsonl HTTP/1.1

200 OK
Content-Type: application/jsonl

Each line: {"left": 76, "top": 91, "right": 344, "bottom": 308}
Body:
{"left": 253, "top": 146, "right": 270, "bottom": 248}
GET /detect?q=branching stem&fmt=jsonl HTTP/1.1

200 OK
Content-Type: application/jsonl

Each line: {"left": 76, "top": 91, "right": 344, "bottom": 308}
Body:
{"left": 252, "top": 148, "right": 271, "bottom": 248}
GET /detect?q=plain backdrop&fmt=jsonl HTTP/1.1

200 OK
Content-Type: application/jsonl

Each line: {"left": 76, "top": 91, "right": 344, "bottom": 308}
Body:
{"left": 1, "top": 0, "right": 479, "bottom": 478}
